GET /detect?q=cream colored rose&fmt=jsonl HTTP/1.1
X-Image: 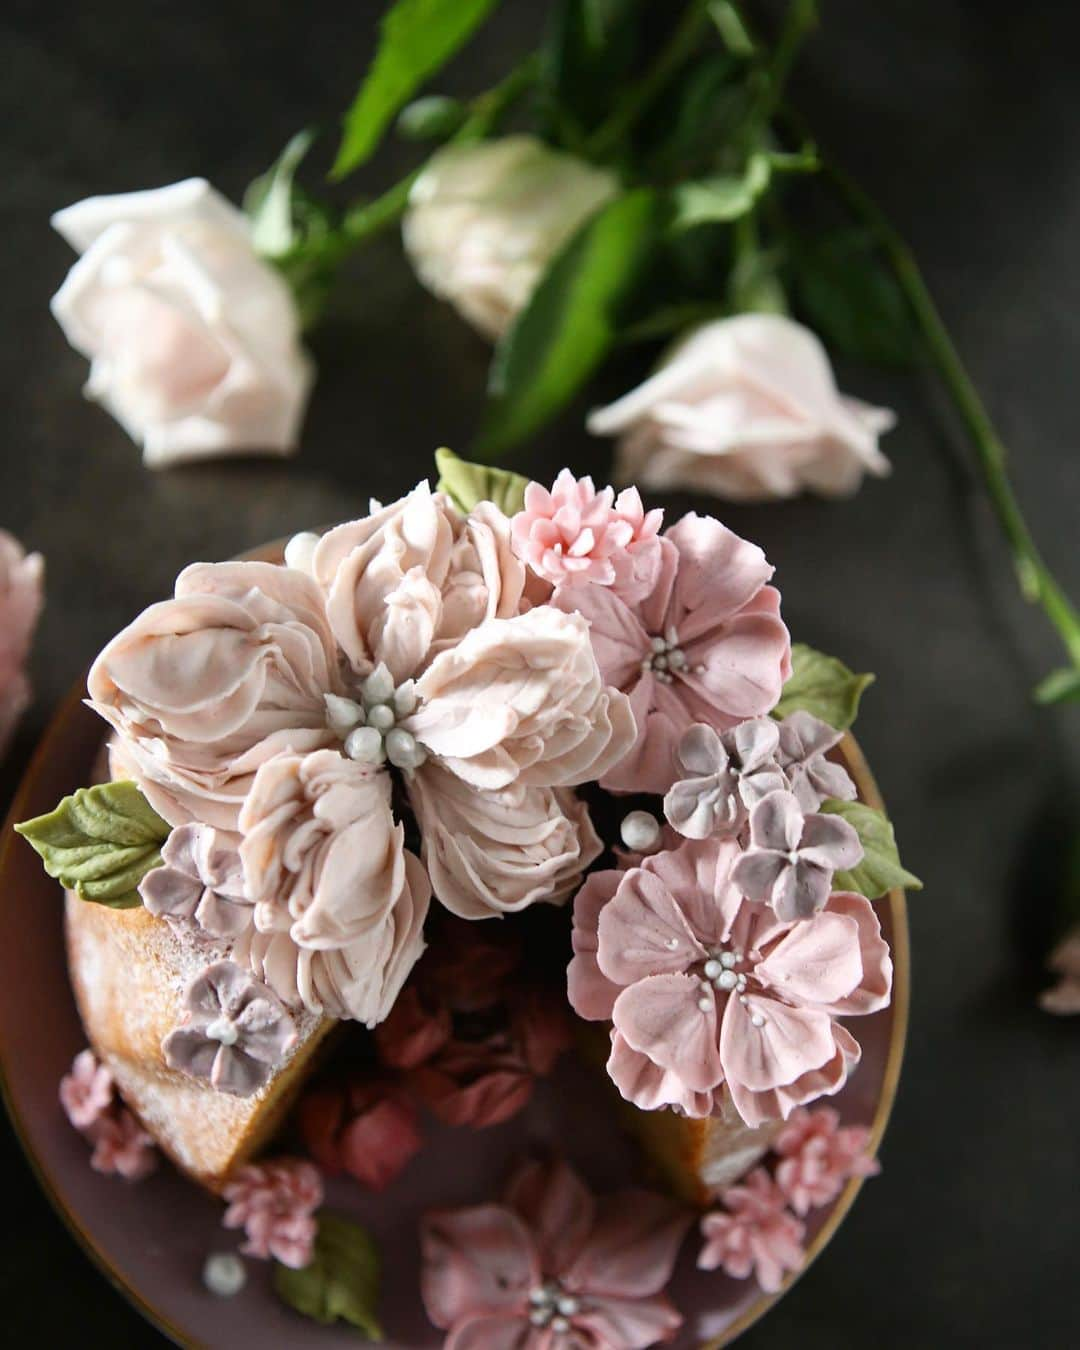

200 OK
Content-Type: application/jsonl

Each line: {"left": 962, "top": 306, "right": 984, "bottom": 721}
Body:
{"left": 402, "top": 136, "right": 618, "bottom": 339}
{"left": 589, "top": 315, "right": 896, "bottom": 501}
{"left": 50, "top": 178, "right": 313, "bottom": 468}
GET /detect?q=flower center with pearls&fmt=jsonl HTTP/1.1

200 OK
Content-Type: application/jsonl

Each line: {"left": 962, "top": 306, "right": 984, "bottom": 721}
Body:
{"left": 528, "top": 1281, "right": 581, "bottom": 1332}
{"left": 696, "top": 946, "right": 766, "bottom": 1027}
{"left": 640, "top": 626, "right": 688, "bottom": 684}
{"left": 325, "top": 663, "right": 427, "bottom": 771}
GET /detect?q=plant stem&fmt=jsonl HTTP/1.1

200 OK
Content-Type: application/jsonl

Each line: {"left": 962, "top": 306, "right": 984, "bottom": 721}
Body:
{"left": 826, "top": 162, "right": 1080, "bottom": 672}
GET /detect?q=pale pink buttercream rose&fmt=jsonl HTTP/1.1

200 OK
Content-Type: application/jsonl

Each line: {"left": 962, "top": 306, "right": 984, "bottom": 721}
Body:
{"left": 406, "top": 606, "right": 637, "bottom": 791}
{"left": 0, "top": 530, "right": 44, "bottom": 756}
{"left": 555, "top": 512, "right": 791, "bottom": 794}
{"left": 589, "top": 314, "right": 895, "bottom": 501}
{"left": 87, "top": 559, "right": 340, "bottom": 831}
{"left": 50, "top": 179, "right": 313, "bottom": 468}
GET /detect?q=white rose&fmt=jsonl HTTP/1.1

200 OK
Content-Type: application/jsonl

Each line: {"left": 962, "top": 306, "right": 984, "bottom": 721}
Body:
{"left": 402, "top": 135, "right": 618, "bottom": 340}
{"left": 50, "top": 178, "right": 314, "bottom": 468}
{"left": 588, "top": 314, "right": 896, "bottom": 501}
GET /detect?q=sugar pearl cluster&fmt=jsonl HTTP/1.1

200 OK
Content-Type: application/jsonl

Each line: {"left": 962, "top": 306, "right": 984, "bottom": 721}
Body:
{"left": 528, "top": 1281, "right": 581, "bottom": 1331}
{"left": 325, "top": 664, "right": 427, "bottom": 771}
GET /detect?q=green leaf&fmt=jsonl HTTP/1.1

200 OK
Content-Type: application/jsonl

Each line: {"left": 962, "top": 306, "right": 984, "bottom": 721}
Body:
{"left": 772, "top": 643, "right": 875, "bottom": 731}
{"left": 477, "top": 188, "right": 657, "bottom": 456}
{"left": 708, "top": 0, "right": 756, "bottom": 55}
{"left": 543, "top": 0, "right": 643, "bottom": 141}
{"left": 245, "top": 129, "right": 317, "bottom": 258}
{"left": 671, "top": 148, "right": 817, "bottom": 231}
{"left": 396, "top": 94, "right": 466, "bottom": 141}
{"left": 820, "top": 799, "right": 922, "bottom": 899}
{"left": 331, "top": 0, "right": 502, "bottom": 179}
{"left": 792, "top": 228, "right": 920, "bottom": 366}
{"left": 15, "top": 781, "right": 169, "bottom": 909}
{"left": 435, "top": 448, "right": 528, "bottom": 515}
{"left": 1034, "top": 666, "right": 1080, "bottom": 705}
{"left": 274, "top": 1213, "right": 382, "bottom": 1338}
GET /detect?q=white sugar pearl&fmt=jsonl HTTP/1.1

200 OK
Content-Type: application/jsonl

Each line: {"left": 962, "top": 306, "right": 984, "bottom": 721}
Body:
{"left": 720, "top": 951, "right": 737, "bottom": 969}
{"left": 751, "top": 1013, "right": 765, "bottom": 1028}
{"left": 366, "top": 702, "right": 395, "bottom": 732}
{"left": 551, "top": 1316, "right": 570, "bottom": 1333}
{"left": 620, "top": 811, "right": 661, "bottom": 853}
{"left": 205, "top": 1016, "right": 238, "bottom": 1047}
{"left": 386, "top": 728, "right": 427, "bottom": 771}
{"left": 324, "top": 693, "right": 363, "bottom": 735}
{"left": 651, "top": 635, "right": 667, "bottom": 652}
{"left": 283, "top": 531, "right": 320, "bottom": 574}
{"left": 344, "top": 725, "right": 385, "bottom": 763}
{"left": 698, "top": 996, "right": 713, "bottom": 1012}
{"left": 703, "top": 959, "right": 723, "bottom": 980}
{"left": 362, "top": 663, "right": 395, "bottom": 704}
{"left": 556, "top": 1295, "right": 580, "bottom": 1316}
{"left": 717, "top": 969, "right": 738, "bottom": 991}
{"left": 393, "top": 680, "right": 418, "bottom": 717}
{"left": 203, "top": 1251, "right": 246, "bottom": 1298}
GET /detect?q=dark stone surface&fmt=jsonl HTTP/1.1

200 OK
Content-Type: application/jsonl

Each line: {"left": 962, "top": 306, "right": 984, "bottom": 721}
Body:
{"left": 1, "top": 1, "right": 1077, "bottom": 1344}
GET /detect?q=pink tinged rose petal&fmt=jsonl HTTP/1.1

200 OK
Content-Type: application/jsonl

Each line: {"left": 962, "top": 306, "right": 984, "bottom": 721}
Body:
{"left": 754, "top": 911, "right": 864, "bottom": 1008}
{"left": 596, "top": 868, "right": 706, "bottom": 986}
{"left": 567, "top": 870, "right": 622, "bottom": 1022}
{"left": 606, "top": 1032, "right": 718, "bottom": 1117}
{"left": 720, "top": 993, "right": 837, "bottom": 1093}
{"left": 504, "top": 1158, "right": 595, "bottom": 1277}
{"left": 613, "top": 974, "right": 724, "bottom": 1093}
{"left": 420, "top": 1205, "right": 539, "bottom": 1328}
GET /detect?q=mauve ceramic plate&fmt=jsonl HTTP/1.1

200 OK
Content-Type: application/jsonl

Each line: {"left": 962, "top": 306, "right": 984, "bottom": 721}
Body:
{"left": 0, "top": 680, "right": 908, "bottom": 1349}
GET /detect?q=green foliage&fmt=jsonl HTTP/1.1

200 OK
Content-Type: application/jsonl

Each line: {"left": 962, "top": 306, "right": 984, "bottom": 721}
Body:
{"left": 542, "top": 0, "right": 644, "bottom": 142}
{"left": 773, "top": 642, "right": 875, "bottom": 731}
{"left": 396, "top": 94, "right": 466, "bottom": 141}
{"left": 1033, "top": 666, "right": 1080, "bottom": 705}
{"left": 274, "top": 1214, "right": 383, "bottom": 1338}
{"left": 672, "top": 148, "right": 817, "bottom": 231}
{"left": 434, "top": 448, "right": 528, "bottom": 515}
{"left": 15, "top": 781, "right": 169, "bottom": 909}
{"left": 820, "top": 799, "right": 922, "bottom": 899}
{"left": 331, "top": 0, "right": 502, "bottom": 179}
{"left": 245, "top": 129, "right": 317, "bottom": 258}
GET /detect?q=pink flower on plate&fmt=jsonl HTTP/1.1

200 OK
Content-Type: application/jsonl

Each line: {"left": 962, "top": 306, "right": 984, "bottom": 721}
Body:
{"left": 698, "top": 1168, "right": 805, "bottom": 1293}
{"left": 89, "top": 1108, "right": 158, "bottom": 1181}
{"left": 421, "top": 1157, "right": 691, "bottom": 1349}
{"left": 510, "top": 469, "right": 664, "bottom": 601}
{"left": 773, "top": 1106, "right": 879, "bottom": 1215}
{"left": 554, "top": 513, "right": 790, "bottom": 795}
{"left": 60, "top": 1049, "right": 114, "bottom": 1131}
{"left": 223, "top": 1158, "right": 323, "bottom": 1268}
{"left": 0, "top": 530, "right": 44, "bottom": 756}
{"left": 567, "top": 837, "right": 892, "bottom": 1126}
{"left": 299, "top": 1075, "right": 423, "bottom": 1192}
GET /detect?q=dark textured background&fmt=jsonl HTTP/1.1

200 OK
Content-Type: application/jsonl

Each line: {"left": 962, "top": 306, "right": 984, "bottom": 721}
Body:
{"left": 2, "top": 1, "right": 1078, "bottom": 1344}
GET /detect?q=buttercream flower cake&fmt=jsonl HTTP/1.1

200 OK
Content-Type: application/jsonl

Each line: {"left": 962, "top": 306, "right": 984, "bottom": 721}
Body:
{"left": 17, "top": 451, "right": 917, "bottom": 1343}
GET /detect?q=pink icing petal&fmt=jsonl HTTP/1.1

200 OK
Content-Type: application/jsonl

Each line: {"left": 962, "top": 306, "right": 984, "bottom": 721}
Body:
{"left": 754, "top": 911, "right": 864, "bottom": 1008}
{"left": 550, "top": 582, "right": 648, "bottom": 690}
{"left": 818, "top": 892, "right": 893, "bottom": 1015}
{"left": 747, "top": 790, "right": 804, "bottom": 852}
{"left": 573, "top": 1296, "right": 684, "bottom": 1349}
{"left": 662, "top": 513, "right": 774, "bottom": 629}
{"left": 596, "top": 868, "right": 706, "bottom": 986}
{"left": 504, "top": 1158, "right": 595, "bottom": 1277}
{"left": 599, "top": 674, "right": 690, "bottom": 796}
{"left": 445, "top": 1315, "right": 545, "bottom": 1350}
{"left": 420, "top": 1204, "right": 539, "bottom": 1328}
{"left": 720, "top": 992, "right": 836, "bottom": 1093}
{"left": 726, "top": 1025, "right": 858, "bottom": 1127}
{"left": 567, "top": 871, "right": 623, "bottom": 1022}
{"left": 799, "top": 812, "right": 864, "bottom": 873}
{"left": 606, "top": 1032, "right": 718, "bottom": 1117}
{"left": 644, "top": 836, "right": 749, "bottom": 950}
{"left": 612, "top": 974, "right": 723, "bottom": 1093}
{"left": 561, "top": 1191, "right": 691, "bottom": 1299}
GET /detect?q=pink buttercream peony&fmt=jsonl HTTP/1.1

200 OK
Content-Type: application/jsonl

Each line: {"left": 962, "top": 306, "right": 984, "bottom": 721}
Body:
{"left": 568, "top": 837, "right": 892, "bottom": 1126}
{"left": 0, "top": 530, "right": 44, "bottom": 756}
{"left": 698, "top": 1168, "right": 805, "bottom": 1293}
{"left": 59, "top": 1049, "right": 114, "bottom": 1131}
{"left": 89, "top": 1107, "right": 158, "bottom": 1181}
{"left": 299, "top": 1076, "right": 423, "bottom": 1191}
{"left": 421, "top": 1157, "right": 691, "bottom": 1348}
{"left": 773, "top": 1106, "right": 879, "bottom": 1214}
{"left": 222, "top": 1158, "right": 323, "bottom": 1268}
{"left": 510, "top": 469, "right": 664, "bottom": 601}
{"left": 554, "top": 513, "right": 790, "bottom": 795}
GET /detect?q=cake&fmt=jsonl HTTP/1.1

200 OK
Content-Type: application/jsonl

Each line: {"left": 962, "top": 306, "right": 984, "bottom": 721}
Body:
{"left": 17, "top": 451, "right": 913, "bottom": 1336}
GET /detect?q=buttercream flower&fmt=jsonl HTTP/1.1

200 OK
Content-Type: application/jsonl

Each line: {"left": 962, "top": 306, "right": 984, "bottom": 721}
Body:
{"left": 568, "top": 838, "right": 892, "bottom": 1126}
{"left": 403, "top": 136, "right": 618, "bottom": 340}
{"left": 162, "top": 960, "right": 298, "bottom": 1096}
{"left": 139, "top": 823, "right": 251, "bottom": 939}
{"left": 698, "top": 1168, "right": 805, "bottom": 1293}
{"left": 1040, "top": 925, "right": 1080, "bottom": 1015}
{"left": 588, "top": 315, "right": 895, "bottom": 502}
{"left": 420, "top": 1157, "right": 690, "bottom": 1348}
{"left": 299, "top": 1075, "right": 423, "bottom": 1191}
{"left": 776, "top": 711, "right": 856, "bottom": 812}
{"left": 89, "top": 1108, "right": 158, "bottom": 1181}
{"left": 0, "top": 530, "right": 44, "bottom": 756}
{"left": 50, "top": 178, "right": 313, "bottom": 467}
{"left": 555, "top": 513, "right": 790, "bottom": 794}
{"left": 773, "top": 1106, "right": 879, "bottom": 1215}
{"left": 663, "top": 720, "right": 787, "bottom": 841}
{"left": 222, "top": 1158, "right": 323, "bottom": 1268}
{"left": 59, "top": 1049, "right": 114, "bottom": 1131}
{"left": 732, "top": 791, "right": 862, "bottom": 921}
{"left": 510, "top": 470, "right": 664, "bottom": 601}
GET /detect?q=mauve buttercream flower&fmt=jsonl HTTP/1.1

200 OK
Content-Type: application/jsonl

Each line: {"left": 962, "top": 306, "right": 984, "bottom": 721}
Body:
{"left": 568, "top": 837, "right": 892, "bottom": 1127}
{"left": 162, "top": 960, "right": 298, "bottom": 1096}
{"left": 299, "top": 1076, "right": 423, "bottom": 1191}
{"left": 510, "top": 469, "right": 664, "bottom": 601}
{"left": 663, "top": 720, "right": 787, "bottom": 841}
{"left": 89, "top": 1107, "right": 158, "bottom": 1182}
{"left": 732, "top": 790, "right": 863, "bottom": 922}
{"left": 555, "top": 513, "right": 791, "bottom": 795}
{"left": 50, "top": 179, "right": 313, "bottom": 468}
{"left": 698, "top": 1168, "right": 805, "bottom": 1293}
{"left": 776, "top": 711, "right": 857, "bottom": 812}
{"left": 139, "top": 822, "right": 252, "bottom": 939}
{"left": 588, "top": 315, "right": 895, "bottom": 502}
{"left": 0, "top": 530, "right": 44, "bottom": 757}
{"left": 222, "top": 1158, "right": 323, "bottom": 1268}
{"left": 773, "top": 1106, "right": 879, "bottom": 1215}
{"left": 59, "top": 1049, "right": 114, "bottom": 1131}
{"left": 421, "top": 1157, "right": 691, "bottom": 1348}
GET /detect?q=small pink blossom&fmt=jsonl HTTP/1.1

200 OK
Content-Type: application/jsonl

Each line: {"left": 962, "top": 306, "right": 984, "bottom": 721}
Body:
{"left": 698, "top": 1167, "right": 805, "bottom": 1293}
{"left": 511, "top": 469, "right": 664, "bottom": 600}
{"left": 773, "top": 1107, "right": 879, "bottom": 1215}
{"left": 421, "top": 1157, "right": 691, "bottom": 1349}
{"left": 89, "top": 1108, "right": 158, "bottom": 1182}
{"left": 0, "top": 529, "right": 44, "bottom": 756}
{"left": 223, "top": 1158, "right": 323, "bottom": 1268}
{"left": 59, "top": 1049, "right": 114, "bottom": 1131}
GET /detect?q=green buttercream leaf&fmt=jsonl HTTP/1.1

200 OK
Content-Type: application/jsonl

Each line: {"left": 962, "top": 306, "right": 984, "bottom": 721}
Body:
{"left": 274, "top": 1213, "right": 383, "bottom": 1338}
{"left": 772, "top": 642, "right": 875, "bottom": 732}
{"left": 820, "top": 799, "right": 922, "bottom": 899}
{"left": 435, "top": 448, "right": 528, "bottom": 516}
{"left": 14, "top": 780, "right": 169, "bottom": 909}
